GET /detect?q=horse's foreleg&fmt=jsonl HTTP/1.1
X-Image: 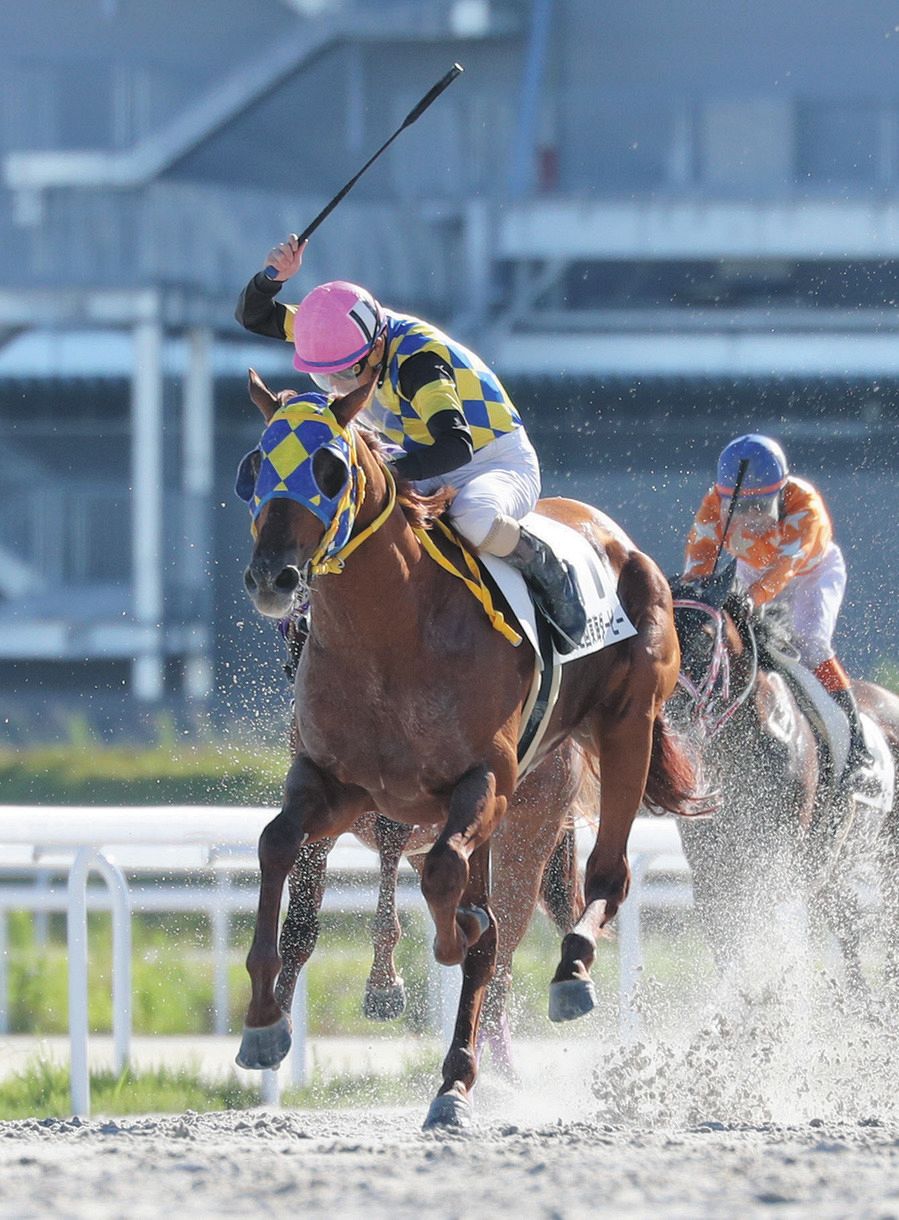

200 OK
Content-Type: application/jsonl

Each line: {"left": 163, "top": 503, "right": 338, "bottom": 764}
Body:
{"left": 424, "top": 840, "right": 497, "bottom": 1129}
{"left": 364, "top": 816, "right": 415, "bottom": 1020}
{"left": 422, "top": 764, "right": 505, "bottom": 967}
{"left": 550, "top": 713, "right": 651, "bottom": 1023}
{"left": 273, "top": 838, "right": 334, "bottom": 1015}
{"left": 237, "top": 754, "right": 365, "bottom": 1070}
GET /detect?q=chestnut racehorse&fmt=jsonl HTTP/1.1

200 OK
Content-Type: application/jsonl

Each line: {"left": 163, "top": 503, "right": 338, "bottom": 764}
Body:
{"left": 237, "top": 371, "right": 697, "bottom": 1127}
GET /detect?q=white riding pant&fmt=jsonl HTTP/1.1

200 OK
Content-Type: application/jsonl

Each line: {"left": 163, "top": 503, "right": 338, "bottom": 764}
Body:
{"left": 413, "top": 427, "right": 541, "bottom": 551}
{"left": 737, "top": 541, "right": 846, "bottom": 670}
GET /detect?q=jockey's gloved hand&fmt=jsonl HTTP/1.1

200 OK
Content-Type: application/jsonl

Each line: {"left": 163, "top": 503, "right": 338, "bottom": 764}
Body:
{"left": 729, "top": 585, "right": 757, "bottom": 623}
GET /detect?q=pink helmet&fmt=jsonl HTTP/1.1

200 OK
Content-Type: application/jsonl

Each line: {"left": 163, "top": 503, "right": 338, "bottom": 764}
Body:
{"left": 292, "top": 280, "right": 385, "bottom": 375}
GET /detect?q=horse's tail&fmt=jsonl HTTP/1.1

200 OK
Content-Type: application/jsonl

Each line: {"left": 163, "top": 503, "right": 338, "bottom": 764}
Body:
{"left": 644, "top": 712, "right": 706, "bottom": 817}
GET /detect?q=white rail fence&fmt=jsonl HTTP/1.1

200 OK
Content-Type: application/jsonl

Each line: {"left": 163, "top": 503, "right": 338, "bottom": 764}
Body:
{"left": 0, "top": 806, "right": 692, "bottom": 1116}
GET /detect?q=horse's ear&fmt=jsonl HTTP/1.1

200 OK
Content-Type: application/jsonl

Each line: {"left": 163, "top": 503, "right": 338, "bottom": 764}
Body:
{"left": 330, "top": 379, "right": 377, "bottom": 429}
{"left": 248, "top": 369, "right": 303, "bottom": 421}
{"left": 247, "top": 368, "right": 279, "bottom": 422}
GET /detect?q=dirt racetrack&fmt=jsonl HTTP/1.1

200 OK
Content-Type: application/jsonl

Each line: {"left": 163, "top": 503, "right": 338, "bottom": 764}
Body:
{"left": 5, "top": 916, "right": 899, "bottom": 1216}
{"left": 2, "top": 1108, "right": 899, "bottom": 1218}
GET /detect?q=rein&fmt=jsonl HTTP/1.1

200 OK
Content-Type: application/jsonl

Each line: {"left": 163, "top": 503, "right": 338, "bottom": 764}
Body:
{"left": 305, "top": 455, "right": 521, "bottom": 646}
{"left": 673, "top": 598, "right": 758, "bottom": 739}
{"left": 414, "top": 519, "right": 522, "bottom": 647}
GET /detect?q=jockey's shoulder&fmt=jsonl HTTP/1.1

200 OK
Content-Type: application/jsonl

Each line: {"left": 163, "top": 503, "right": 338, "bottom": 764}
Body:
{"left": 782, "top": 475, "right": 827, "bottom": 510}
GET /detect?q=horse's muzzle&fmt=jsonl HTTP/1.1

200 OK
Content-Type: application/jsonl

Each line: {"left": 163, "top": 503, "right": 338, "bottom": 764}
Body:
{"left": 244, "top": 561, "right": 303, "bottom": 618}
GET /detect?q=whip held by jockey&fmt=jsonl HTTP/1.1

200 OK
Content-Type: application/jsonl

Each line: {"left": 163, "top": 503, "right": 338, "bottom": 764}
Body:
{"left": 683, "top": 432, "right": 872, "bottom": 789}
{"left": 234, "top": 234, "right": 586, "bottom": 654}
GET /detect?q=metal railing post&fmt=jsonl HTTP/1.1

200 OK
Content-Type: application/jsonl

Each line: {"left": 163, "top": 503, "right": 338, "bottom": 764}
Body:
{"left": 66, "top": 848, "right": 132, "bottom": 1115}
{"left": 93, "top": 853, "right": 132, "bottom": 1074}
{"left": 67, "top": 848, "right": 95, "bottom": 1117}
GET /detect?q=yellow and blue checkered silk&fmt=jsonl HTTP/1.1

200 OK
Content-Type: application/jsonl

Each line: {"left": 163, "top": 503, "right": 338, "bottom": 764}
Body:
{"left": 361, "top": 313, "right": 522, "bottom": 455}
{"left": 234, "top": 393, "right": 362, "bottom": 564}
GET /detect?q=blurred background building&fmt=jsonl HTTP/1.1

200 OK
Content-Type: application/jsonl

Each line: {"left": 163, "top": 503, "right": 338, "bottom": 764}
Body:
{"left": 1, "top": 0, "right": 897, "bottom": 737}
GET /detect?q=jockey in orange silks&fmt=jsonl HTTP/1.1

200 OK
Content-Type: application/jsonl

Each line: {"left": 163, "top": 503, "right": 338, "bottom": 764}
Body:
{"left": 235, "top": 234, "right": 585, "bottom": 653}
{"left": 683, "top": 433, "right": 872, "bottom": 785}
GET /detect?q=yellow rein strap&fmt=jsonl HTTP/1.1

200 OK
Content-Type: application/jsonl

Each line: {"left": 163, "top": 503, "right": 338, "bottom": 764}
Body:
{"left": 413, "top": 519, "right": 522, "bottom": 647}
{"left": 308, "top": 459, "right": 394, "bottom": 575}
{"left": 309, "top": 455, "right": 521, "bottom": 648}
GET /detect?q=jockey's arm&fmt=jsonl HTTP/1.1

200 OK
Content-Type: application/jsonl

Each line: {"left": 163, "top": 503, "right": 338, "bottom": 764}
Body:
{"left": 234, "top": 273, "right": 297, "bottom": 343}
{"left": 389, "top": 351, "right": 474, "bottom": 482}
{"left": 747, "top": 557, "right": 799, "bottom": 606}
{"left": 682, "top": 489, "right": 722, "bottom": 580}
{"left": 747, "top": 483, "right": 832, "bottom": 605}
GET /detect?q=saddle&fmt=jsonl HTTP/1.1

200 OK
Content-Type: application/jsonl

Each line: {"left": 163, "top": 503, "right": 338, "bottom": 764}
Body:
{"left": 752, "top": 609, "right": 888, "bottom": 811}
{"left": 478, "top": 514, "right": 638, "bottom": 778}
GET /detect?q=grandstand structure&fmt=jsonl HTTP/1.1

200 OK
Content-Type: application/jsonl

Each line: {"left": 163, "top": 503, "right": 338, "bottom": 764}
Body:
{"left": 1, "top": 0, "right": 897, "bottom": 721}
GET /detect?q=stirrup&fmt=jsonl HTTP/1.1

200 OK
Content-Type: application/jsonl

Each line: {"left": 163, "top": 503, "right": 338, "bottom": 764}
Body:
{"left": 539, "top": 604, "right": 582, "bottom": 655}
{"left": 534, "top": 569, "right": 586, "bottom": 654}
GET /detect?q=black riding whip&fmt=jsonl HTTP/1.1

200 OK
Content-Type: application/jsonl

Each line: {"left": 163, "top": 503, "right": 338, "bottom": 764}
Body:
{"left": 710, "top": 457, "right": 749, "bottom": 577}
{"left": 264, "top": 63, "right": 464, "bottom": 279}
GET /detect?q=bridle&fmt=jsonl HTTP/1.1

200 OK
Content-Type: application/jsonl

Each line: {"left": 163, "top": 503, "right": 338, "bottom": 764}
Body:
{"left": 672, "top": 597, "right": 758, "bottom": 740}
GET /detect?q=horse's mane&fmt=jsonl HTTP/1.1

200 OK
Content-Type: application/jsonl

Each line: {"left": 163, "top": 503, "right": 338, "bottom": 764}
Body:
{"left": 358, "top": 427, "right": 456, "bottom": 530}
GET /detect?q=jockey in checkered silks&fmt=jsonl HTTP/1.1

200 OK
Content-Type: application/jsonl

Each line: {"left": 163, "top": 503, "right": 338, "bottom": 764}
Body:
{"left": 235, "top": 234, "right": 587, "bottom": 662}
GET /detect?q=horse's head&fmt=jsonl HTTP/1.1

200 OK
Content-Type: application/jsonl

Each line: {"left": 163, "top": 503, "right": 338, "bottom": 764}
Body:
{"left": 667, "top": 560, "right": 756, "bottom": 736}
{"left": 236, "top": 369, "right": 376, "bottom": 618}
{"left": 669, "top": 561, "right": 739, "bottom": 685}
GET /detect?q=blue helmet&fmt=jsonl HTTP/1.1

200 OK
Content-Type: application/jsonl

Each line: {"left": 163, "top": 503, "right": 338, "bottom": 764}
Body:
{"left": 715, "top": 434, "right": 788, "bottom": 498}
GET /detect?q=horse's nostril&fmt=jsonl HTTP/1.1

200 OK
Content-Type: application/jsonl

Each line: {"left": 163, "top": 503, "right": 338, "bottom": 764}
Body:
{"left": 244, "top": 567, "right": 257, "bottom": 593}
{"left": 274, "top": 567, "right": 300, "bottom": 594}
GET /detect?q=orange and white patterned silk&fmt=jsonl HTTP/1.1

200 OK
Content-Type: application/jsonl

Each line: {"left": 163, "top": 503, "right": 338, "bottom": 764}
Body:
{"left": 683, "top": 476, "right": 833, "bottom": 605}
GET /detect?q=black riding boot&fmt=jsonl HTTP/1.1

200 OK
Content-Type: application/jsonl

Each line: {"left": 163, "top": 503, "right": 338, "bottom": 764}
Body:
{"left": 831, "top": 685, "right": 873, "bottom": 786}
{"left": 505, "top": 527, "right": 587, "bottom": 655}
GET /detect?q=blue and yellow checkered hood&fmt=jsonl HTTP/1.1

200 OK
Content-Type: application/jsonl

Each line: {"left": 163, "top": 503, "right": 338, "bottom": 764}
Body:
{"left": 235, "top": 393, "right": 361, "bottom": 561}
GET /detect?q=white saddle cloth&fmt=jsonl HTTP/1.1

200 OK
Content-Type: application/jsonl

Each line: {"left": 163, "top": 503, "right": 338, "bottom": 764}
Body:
{"left": 480, "top": 512, "right": 637, "bottom": 669}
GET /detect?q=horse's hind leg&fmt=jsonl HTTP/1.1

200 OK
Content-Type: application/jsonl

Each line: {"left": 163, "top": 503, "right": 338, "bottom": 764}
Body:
{"left": 364, "top": 815, "right": 415, "bottom": 1020}
{"left": 237, "top": 754, "right": 366, "bottom": 1071}
{"left": 550, "top": 713, "right": 652, "bottom": 1022}
{"left": 273, "top": 837, "right": 334, "bottom": 1015}
{"left": 424, "top": 840, "right": 497, "bottom": 1130}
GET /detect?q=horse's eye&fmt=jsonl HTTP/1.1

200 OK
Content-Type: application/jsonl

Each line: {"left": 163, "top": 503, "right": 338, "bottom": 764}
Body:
{"left": 311, "top": 447, "right": 349, "bottom": 500}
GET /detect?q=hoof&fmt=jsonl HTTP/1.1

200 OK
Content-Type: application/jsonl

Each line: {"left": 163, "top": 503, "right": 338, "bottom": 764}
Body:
{"left": 363, "top": 978, "right": 407, "bottom": 1021}
{"left": 422, "top": 1092, "right": 472, "bottom": 1130}
{"left": 458, "top": 905, "right": 490, "bottom": 936}
{"left": 548, "top": 977, "right": 597, "bottom": 1023}
{"left": 235, "top": 1014, "right": 292, "bottom": 1070}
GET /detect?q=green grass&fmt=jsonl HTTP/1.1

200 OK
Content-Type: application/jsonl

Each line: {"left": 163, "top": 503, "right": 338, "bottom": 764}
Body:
{"left": 0, "top": 1060, "right": 259, "bottom": 1120}
{"left": 0, "top": 728, "right": 286, "bottom": 805}
{"left": 0, "top": 1052, "right": 446, "bottom": 1120}
{"left": 3, "top": 906, "right": 712, "bottom": 1039}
